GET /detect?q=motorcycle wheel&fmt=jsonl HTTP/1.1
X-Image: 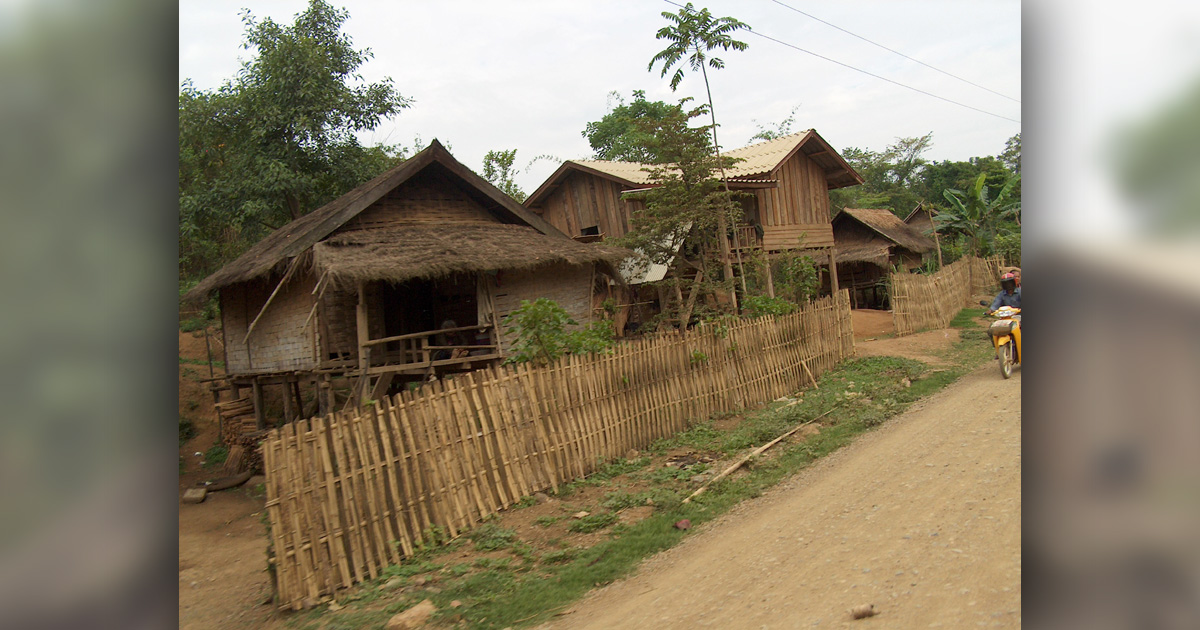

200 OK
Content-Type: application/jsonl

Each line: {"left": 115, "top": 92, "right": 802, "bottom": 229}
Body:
{"left": 999, "top": 342, "right": 1013, "bottom": 379}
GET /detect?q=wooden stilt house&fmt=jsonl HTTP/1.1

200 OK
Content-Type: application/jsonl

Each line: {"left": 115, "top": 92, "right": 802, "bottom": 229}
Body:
{"left": 522, "top": 130, "right": 862, "bottom": 326}
{"left": 184, "top": 140, "right": 627, "bottom": 430}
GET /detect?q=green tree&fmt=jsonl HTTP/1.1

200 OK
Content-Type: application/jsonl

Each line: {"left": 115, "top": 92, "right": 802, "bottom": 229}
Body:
{"left": 829, "top": 134, "right": 933, "bottom": 216}
{"left": 614, "top": 101, "right": 744, "bottom": 326}
{"left": 648, "top": 4, "right": 749, "bottom": 307}
{"left": 648, "top": 3, "right": 748, "bottom": 170}
{"left": 937, "top": 172, "right": 1021, "bottom": 256}
{"left": 583, "top": 90, "right": 678, "bottom": 162}
{"left": 748, "top": 105, "right": 800, "bottom": 143}
{"left": 178, "top": 0, "right": 411, "bottom": 282}
{"left": 1000, "top": 132, "right": 1021, "bottom": 175}
{"left": 482, "top": 149, "right": 526, "bottom": 202}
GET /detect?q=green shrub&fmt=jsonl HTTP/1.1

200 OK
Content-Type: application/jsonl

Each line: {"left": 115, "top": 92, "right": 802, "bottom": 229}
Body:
{"left": 742, "top": 295, "right": 796, "bottom": 317}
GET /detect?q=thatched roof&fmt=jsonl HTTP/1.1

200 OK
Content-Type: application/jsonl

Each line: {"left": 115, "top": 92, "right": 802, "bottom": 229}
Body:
{"left": 835, "top": 208, "right": 936, "bottom": 255}
{"left": 184, "top": 140, "right": 585, "bottom": 303}
{"left": 833, "top": 242, "right": 893, "bottom": 266}
{"left": 313, "top": 224, "right": 629, "bottom": 287}
{"left": 524, "top": 129, "right": 862, "bottom": 208}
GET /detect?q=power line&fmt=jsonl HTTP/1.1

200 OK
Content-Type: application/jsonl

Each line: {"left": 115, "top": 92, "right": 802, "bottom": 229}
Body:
{"left": 658, "top": 0, "right": 1020, "bottom": 125}
{"left": 768, "top": 0, "right": 1020, "bottom": 104}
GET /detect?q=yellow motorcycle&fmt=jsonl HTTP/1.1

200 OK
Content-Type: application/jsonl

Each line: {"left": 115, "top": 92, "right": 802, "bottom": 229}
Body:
{"left": 980, "top": 301, "right": 1021, "bottom": 378}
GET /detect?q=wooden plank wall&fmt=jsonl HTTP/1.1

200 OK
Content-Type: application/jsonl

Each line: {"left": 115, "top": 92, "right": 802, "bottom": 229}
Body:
{"left": 534, "top": 172, "right": 633, "bottom": 239}
{"left": 757, "top": 151, "right": 831, "bottom": 228}
{"left": 890, "top": 256, "right": 1001, "bottom": 336}
{"left": 262, "top": 290, "right": 854, "bottom": 610}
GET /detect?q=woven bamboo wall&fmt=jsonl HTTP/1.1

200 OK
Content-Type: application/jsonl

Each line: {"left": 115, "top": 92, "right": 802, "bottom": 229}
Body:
{"left": 261, "top": 291, "right": 853, "bottom": 609}
{"left": 223, "top": 274, "right": 318, "bottom": 374}
{"left": 889, "top": 256, "right": 1001, "bottom": 336}
{"left": 492, "top": 263, "right": 594, "bottom": 355}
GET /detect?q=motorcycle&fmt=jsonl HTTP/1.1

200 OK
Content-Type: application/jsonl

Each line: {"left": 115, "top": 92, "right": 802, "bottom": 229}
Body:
{"left": 979, "top": 300, "right": 1021, "bottom": 378}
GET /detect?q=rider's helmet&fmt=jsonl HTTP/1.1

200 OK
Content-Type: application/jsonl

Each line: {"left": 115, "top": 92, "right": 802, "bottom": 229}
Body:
{"left": 999, "top": 272, "right": 1017, "bottom": 293}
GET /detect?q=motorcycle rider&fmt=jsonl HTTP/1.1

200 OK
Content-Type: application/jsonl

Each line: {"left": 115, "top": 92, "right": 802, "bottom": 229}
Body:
{"left": 987, "top": 272, "right": 1021, "bottom": 313}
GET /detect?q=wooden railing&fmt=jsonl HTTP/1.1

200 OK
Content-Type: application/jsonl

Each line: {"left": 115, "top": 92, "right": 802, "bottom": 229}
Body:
{"left": 359, "top": 324, "right": 500, "bottom": 374}
{"left": 728, "top": 223, "right": 761, "bottom": 252}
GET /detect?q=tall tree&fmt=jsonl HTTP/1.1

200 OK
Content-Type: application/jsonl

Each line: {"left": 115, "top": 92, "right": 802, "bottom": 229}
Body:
{"left": 648, "top": 3, "right": 749, "bottom": 304}
{"left": 648, "top": 3, "right": 748, "bottom": 168}
{"left": 178, "top": 0, "right": 411, "bottom": 282}
{"left": 582, "top": 90, "right": 677, "bottom": 162}
{"left": 614, "top": 101, "right": 743, "bottom": 326}
{"left": 481, "top": 149, "right": 526, "bottom": 202}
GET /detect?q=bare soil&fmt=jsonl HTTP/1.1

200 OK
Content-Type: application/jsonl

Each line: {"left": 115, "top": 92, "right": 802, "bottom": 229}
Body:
{"left": 855, "top": 328, "right": 962, "bottom": 366}
{"left": 536, "top": 366, "right": 1021, "bottom": 630}
{"left": 850, "top": 309, "right": 894, "bottom": 340}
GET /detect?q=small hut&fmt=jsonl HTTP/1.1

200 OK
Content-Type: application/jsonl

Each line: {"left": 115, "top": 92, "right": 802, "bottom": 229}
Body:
{"left": 184, "top": 140, "right": 627, "bottom": 430}
{"left": 832, "top": 207, "right": 937, "bottom": 309}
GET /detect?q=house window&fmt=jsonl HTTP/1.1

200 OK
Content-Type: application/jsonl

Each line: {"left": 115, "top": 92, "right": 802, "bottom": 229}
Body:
{"left": 580, "top": 225, "right": 600, "bottom": 236}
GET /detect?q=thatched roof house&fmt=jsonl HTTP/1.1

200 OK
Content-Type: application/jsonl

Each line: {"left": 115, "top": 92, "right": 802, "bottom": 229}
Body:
{"left": 832, "top": 207, "right": 937, "bottom": 309}
{"left": 833, "top": 207, "right": 936, "bottom": 266}
{"left": 186, "top": 140, "right": 627, "bottom": 426}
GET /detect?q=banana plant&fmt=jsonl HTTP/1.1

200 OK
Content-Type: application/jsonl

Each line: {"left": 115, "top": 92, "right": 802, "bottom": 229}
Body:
{"left": 937, "top": 172, "right": 1021, "bottom": 256}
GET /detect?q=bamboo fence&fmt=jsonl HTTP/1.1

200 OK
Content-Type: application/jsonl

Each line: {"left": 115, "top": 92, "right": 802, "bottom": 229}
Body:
{"left": 261, "top": 291, "right": 853, "bottom": 609}
{"left": 890, "top": 256, "right": 1002, "bottom": 336}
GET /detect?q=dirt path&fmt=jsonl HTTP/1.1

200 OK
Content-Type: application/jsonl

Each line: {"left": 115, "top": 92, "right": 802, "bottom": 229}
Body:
{"left": 537, "top": 365, "right": 1020, "bottom": 630}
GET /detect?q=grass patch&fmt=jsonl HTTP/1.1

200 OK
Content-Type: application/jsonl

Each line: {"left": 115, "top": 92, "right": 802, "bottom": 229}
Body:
{"left": 179, "top": 355, "right": 225, "bottom": 369}
{"left": 567, "top": 512, "right": 618, "bottom": 534}
{"left": 178, "top": 417, "right": 196, "bottom": 447}
{"left": 469, "top": 524, "right": 517, "bottom": 551}
{"left": 950, "top": 307, "right": 987, "bottom": 329}
{"left": 202, "top": 443, "right": 228, "bottom": 469}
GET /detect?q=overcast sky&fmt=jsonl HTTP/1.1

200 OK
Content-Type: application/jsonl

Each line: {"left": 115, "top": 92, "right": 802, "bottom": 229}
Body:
{"left": 179, "top": 0, "right": 1020, "bottom": 195}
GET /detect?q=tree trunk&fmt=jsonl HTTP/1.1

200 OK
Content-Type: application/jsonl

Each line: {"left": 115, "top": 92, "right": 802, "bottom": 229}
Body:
{"left": 701, "top": 60, "right": 740, "bottom": 310}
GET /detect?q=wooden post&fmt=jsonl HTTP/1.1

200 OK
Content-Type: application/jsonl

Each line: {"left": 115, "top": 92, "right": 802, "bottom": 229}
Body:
{"left": 252, "top": 377, "right": 265, "bottom": 430}
{"left": 356, "top": 282, "right": 369, "bottom": 371}
{"left": 716, "top": 213, "right": 738, "bottom": 311}
{"left": 282, "top": 378, "right": 293, "bottom": 425}
{"left": 927, "top": 205, "right": 944, "bottom": 269}
{"left": 291, "top": 379, "right": 304, "bottom": 421}
{"left": 828, "top": 245, "right": 840, "bottom": 295}
{"left": 764, "top": 255, "right": 775, "bottom": 298}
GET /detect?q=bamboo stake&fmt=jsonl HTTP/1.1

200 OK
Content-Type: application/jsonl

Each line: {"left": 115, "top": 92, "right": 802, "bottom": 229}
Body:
{"left": 243, "top": 255, "right": 302, "bottom": 345}
{"left": 683, "top": 407, "right": 837, "bottom": 504}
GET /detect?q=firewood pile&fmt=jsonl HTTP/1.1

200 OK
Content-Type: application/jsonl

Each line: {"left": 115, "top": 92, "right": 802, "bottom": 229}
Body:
{"left": 215, "top": 397, "right": 266, "bottom": 474}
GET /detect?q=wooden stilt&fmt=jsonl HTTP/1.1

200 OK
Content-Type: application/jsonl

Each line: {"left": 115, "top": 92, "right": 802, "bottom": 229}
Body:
{"left": 828, "top": 245, "right": 840, "bottom": 295}
{"left": 252, "top": 378, "right": 265, "bottom": 430}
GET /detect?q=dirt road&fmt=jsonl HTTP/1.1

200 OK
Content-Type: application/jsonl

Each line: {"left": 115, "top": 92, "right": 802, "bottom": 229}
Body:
{"left": 538, "top": 365, "right": 1020, "bottom": 630}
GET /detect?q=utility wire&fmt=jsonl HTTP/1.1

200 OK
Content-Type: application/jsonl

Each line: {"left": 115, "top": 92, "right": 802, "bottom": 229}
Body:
{"left": 768, "top": 0, "right": 1020, "bottom": 103}
{"left": 658, "top": 0, "right": 1020, "bottom": 124}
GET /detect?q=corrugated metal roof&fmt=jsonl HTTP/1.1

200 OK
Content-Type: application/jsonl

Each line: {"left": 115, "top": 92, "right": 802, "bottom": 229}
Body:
{"left": 572, "top": 131, "right": 813, "bottom": 184}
